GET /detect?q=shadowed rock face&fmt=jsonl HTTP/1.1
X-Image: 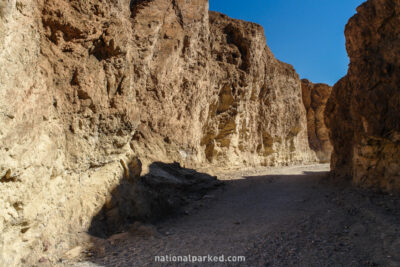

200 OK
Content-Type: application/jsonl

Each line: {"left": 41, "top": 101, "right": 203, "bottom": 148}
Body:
{"left": 301, "top": 79, "right": 333, "bottom": 163}
{"left": 0, "top": 0, "right": 315, "bottom": 265}
{"left": 326, "top": 0, "right": 400, "bottom": 191}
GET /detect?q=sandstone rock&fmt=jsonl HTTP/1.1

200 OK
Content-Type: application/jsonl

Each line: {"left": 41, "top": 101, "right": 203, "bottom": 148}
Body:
{"left": 200, "top": 11, "right": 315, "bottom": 168}
{"left": 128, "top": 6, "right": 316, "bottom": 170}
{"left": 326, "top": 0, "right": 400, "bottom": 191}
{"left": 301, "top": 79, "right": 333, "bottom": 163}
{"left": 0, "top": 0, "right": 315, "bottom": 265}
{"left": 63, "top": 246, "right": 83, "bottom": 260}
{"left": 0, "top": 1, "right": 140, "bottom": 265}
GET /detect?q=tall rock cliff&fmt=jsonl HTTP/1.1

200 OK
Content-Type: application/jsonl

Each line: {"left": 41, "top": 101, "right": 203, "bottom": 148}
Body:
{"left": 301, "top": 79, "right": 333, "bottom": 163}
{"left": 0, "top": 0, "right": 315, "bottom": 264}
{"left": 130, "top": 8, "right": 315, "bottom": 169}
{"left": 326, "top": 0, "right": 400, "bottom": 191}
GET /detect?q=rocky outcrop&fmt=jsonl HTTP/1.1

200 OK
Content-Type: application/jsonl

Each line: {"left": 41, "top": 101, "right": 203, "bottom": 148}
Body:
{"left": 1, "top": 1, "right": 140, "bottom": 265}
{"left": 0, "top": 0, "right": 315, "bottom": 265}
{"left": 199, "top": 12, "right": 315, "bottom": 167}
{"left": 326, "top": 0, "right": 400, "bottom": 191}
{"left": 301, "top": 79, "right": 333, "bottom": 163}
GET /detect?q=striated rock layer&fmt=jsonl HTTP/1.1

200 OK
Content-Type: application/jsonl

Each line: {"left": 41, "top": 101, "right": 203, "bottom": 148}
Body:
{"left": 301, "top": 79, "right": 333, "bottom": 163}
{"left": 326, "top": 0, "right": 400, "bottom": 191}
{"left": 0, "top": 0, "right": 315, "bottom": 265}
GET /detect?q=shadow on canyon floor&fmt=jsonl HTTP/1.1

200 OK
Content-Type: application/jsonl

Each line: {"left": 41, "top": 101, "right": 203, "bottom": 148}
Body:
{"left": 88, "top": 161, "right": 222, "bottom": 238}
{"left": 80, "top": 165, "right": 400, "bottom": 266}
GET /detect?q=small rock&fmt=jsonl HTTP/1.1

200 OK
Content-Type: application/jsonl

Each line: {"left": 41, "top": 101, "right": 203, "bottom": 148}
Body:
{"left": 38, "top": 257, "right": 47, "bottom": 263}
{"left": 64, "top": 246, "right": 82, "bottom": 260}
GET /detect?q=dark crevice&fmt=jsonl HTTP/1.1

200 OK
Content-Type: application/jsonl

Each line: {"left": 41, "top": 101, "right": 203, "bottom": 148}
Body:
{"left": 130, "top": 0, "right": 153, "bottom": 18}
{"left": 171, "top": 0, "right": 184, "bottom": 28}
{"left": 90, "top": 36, "right": 124, "bottom": 61}
{"left": 223, "top": 24, "right": 251, "bottom": 72}
{"left": 116, "top": 76, "right": 125, "bottom": 96}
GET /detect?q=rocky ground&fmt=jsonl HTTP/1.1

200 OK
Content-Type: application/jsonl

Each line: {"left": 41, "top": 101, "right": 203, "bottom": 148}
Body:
{"left": 61, "top": 164, "right": 400, "bottom": 267}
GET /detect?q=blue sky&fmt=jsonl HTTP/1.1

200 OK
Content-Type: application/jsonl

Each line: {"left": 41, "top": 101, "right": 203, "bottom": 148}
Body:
{"left": 210, "top": 0, "right": 365, "bottom": 85}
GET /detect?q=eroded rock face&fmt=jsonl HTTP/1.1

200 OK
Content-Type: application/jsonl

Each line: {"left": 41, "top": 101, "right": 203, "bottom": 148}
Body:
{"left": 0, "top": 0, "right": 140, "bottom": 265}
{"left": 326, "top": 0, "right": 400, "bottom": 191}
{"left": 0, "top": 0, "right": 315, "bottom": 264}
{"left": 200, "top": 12, "right": 315, "bottom": 167}
{"left": 129, "top": 8, "right": 315, "bottom": 169}
{"left": 301, "top": 79, "right": 333, "bottom": 163}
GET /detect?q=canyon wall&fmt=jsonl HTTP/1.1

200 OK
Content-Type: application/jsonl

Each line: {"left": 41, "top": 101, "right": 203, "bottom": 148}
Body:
{"left": 130, "top": 7, "right": 316, "bottom": 169}
{"left": 301, "top": 79, "right": 333, "bottom": 163}
{"left": 0, "top": 0, "right": 140, "bottom": 265}
{"left": 0, "top": 0, "right": 315, "bottom": 265}
{"left": 326, "top": 0, "right": 400, "bottom": 191}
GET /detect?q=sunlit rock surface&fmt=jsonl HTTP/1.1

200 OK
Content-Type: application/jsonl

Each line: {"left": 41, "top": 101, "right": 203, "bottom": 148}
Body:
{"left": 301, "top": 79, "right": 333, "bottom": 163}
{"left": 0, "top": 0, "right": 315, "bottom": 265}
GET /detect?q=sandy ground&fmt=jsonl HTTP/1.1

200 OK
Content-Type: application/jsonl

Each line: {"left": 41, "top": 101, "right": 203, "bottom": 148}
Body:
{"left": 69, "top": 164, "right": 400, "bottom": 266}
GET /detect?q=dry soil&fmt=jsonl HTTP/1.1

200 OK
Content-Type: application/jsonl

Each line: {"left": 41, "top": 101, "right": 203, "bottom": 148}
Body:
{"left": 68, "top": 164, "right": 400, "bottom": 266}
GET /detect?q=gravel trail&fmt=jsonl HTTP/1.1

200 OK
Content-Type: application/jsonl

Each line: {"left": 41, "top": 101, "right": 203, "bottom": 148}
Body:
{"left": 72, "top": 164, "right": 400, "bottom": 266}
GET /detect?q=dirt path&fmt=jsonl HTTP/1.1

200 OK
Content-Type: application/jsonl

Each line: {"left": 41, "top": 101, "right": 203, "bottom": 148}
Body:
{"left": 74, "top": 164, "right": 400, "bottom": 266}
